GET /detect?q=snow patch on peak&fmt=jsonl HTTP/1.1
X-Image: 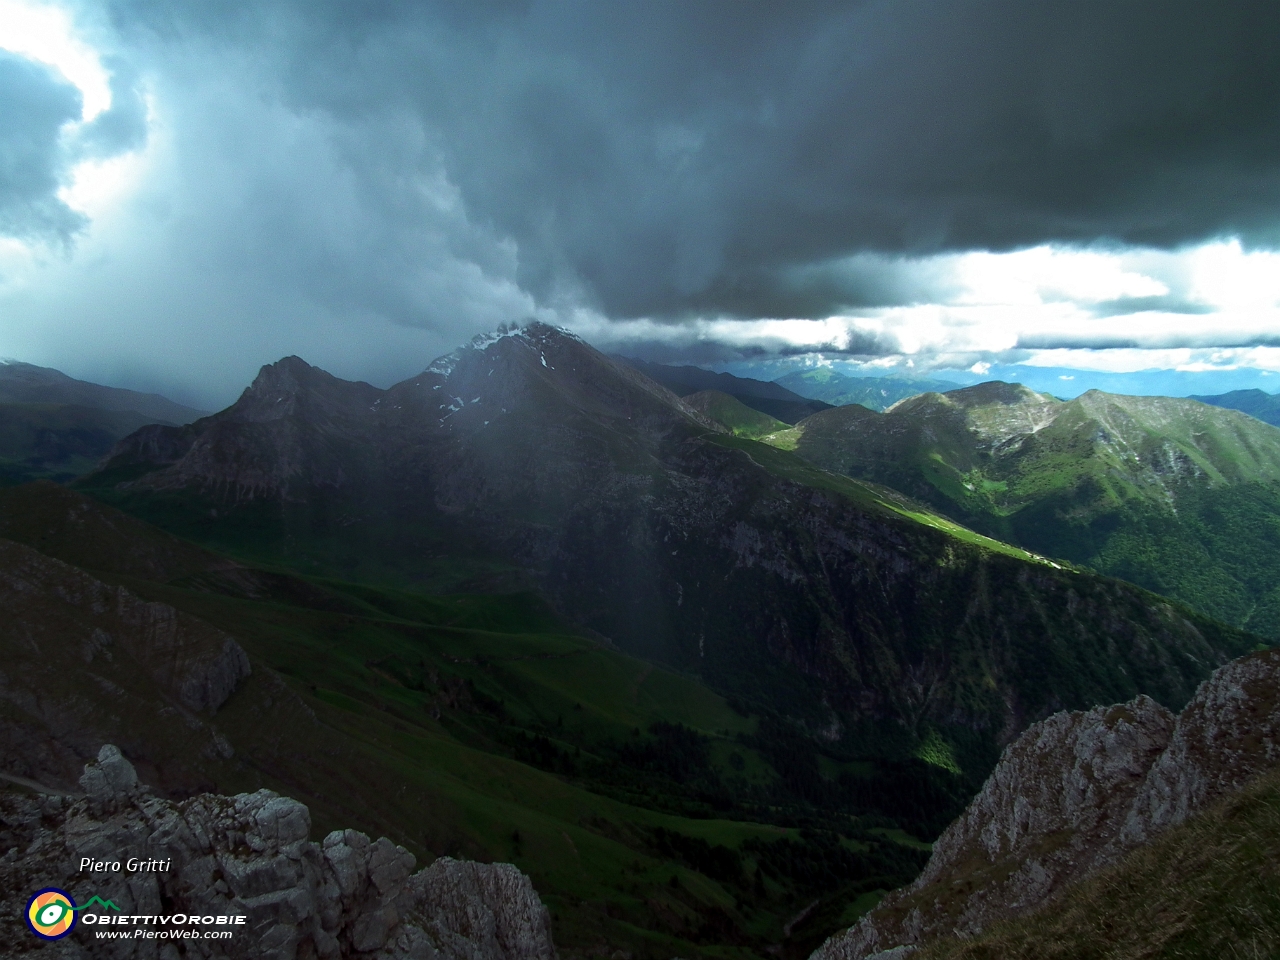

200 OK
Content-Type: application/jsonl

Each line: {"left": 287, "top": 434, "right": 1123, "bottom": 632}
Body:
{"left": 426, "top": 353, "right": 460, "bottom": 377}
{"left": 469, "top": 321, "right": 528, "bottom": 350}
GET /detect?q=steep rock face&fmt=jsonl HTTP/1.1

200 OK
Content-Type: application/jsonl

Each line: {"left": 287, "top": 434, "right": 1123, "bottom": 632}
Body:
{"left": 0, "top": 746, "right": 555, "bottom": 960}
{"left": 87, "top": 326, "right": 1253, "bottom": 741}
{"left": 813, "top": 649, "right": 1280, "bottom": 960}
{"left": 0, "top": 538, "right": 251, "bottom": 791}
{"left": 1119, "top": 649, "right": 1280, "bottom": 847}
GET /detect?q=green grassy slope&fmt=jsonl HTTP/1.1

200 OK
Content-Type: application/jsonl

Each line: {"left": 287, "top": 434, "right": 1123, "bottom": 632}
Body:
{"left": 0, "top": 484, "right": 943, "bottom": 960}
{"left": 915, "top": 766, "right": 1280, "bottom": 960}
{"left": 684, "top": 390, "right": 791, "bottom": 438}
{"left": 771, "top": 385, "right": 1280, "bottom": 638}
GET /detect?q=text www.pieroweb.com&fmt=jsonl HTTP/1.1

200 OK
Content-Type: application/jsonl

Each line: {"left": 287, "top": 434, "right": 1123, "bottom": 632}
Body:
{"left": 84, "top": 914, "right": 244, "bottom": 940}
{"left": 96, "top": 929, "right": 234, "bottom": 940}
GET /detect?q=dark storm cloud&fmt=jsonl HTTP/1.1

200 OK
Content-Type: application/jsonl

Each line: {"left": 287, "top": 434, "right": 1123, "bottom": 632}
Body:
{"left": 103, "top": 0, "right": 1280, "bottom": 324}
{"left": 0, "top": 51, "right": 85, "bottom": 241}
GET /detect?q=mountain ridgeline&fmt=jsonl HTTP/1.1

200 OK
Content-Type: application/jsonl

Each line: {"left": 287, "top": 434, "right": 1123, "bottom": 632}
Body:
{"left": 616, "top": 357, "right": 833, "bottom": 424}
{"left": 766, "top": 382, "right": 1280, "bottom": 639}
{"left": 1191, "top": 387, "right": 1280, "bottom": 428}
{"left": 87, "top": 326, "right": 1250, "bottom": 758}
{"left": 762, "top": 381, "right": 1280, "bottom": 640}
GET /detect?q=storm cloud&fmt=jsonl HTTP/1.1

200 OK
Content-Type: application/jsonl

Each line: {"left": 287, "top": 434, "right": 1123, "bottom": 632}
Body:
{"left": 105, "top": 0, "right": 1280, "bottom": 322}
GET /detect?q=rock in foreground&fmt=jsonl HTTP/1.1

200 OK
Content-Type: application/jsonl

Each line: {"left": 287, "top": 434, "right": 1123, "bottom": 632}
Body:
{"left": 0, "top": 746, "right": 556, "bottom": 960}
{"left": 813, "top": 648, "right": 1280, "bottom": 960}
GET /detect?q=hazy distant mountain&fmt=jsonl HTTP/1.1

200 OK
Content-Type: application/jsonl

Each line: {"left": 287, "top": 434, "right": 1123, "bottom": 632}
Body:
{"left": 775, "top": 368, "right": 963, "bottom": 411}
{"left": 0, "top": 361, "right": 208, "bottom": 484}
{"left": 615, "top": 356, "right": 832, "bottom": 423}
{"left": 1191, "top": 387, "right": 1280, "bottom": 427}
{"left": 0, "top": 360, "right": 207, "bottom": 423}
{"left": 771, "top": 382, "right": 1280, "bottom": 637}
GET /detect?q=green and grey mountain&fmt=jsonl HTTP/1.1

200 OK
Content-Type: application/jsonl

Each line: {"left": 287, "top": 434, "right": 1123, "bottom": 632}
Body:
{"left": 2, "top": 329, "right": 1266, "bottom": 958}
{"left": 774, "top": 369, "right": 963, "bottom": 412}
{"left": 769, "top": 382, "right": 1280, "bottom": 638}
{"left": 682, "top": 390, "right": 790, "bottom": 439}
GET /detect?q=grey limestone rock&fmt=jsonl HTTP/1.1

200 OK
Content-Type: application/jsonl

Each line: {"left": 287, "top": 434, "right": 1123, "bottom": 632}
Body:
{"left": 0, "top": 746, "right": 557, "bottom": 960}
{"left": 812, "top": 649, "right": 1280, "bottom": 960}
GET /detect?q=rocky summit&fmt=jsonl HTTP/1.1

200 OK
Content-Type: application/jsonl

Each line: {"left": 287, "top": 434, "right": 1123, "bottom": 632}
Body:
{"left": 811, "top": 648, "right": 1280, "bottom": 960}
{"left": 1, "top": 745, "right": 556, "bottom": 960}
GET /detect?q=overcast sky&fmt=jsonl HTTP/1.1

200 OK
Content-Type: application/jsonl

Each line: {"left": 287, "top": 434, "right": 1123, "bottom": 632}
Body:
{"left": 3, "top": 0, "right": 1280, "bottom": 407}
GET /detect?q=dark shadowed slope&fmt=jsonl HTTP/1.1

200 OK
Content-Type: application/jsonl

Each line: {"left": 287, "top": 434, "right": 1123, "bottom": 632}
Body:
{"left": 0, "top": 360, "right": 209, "bottom": 485}
{"left": 0, "top": 481, "right": 935, "bottom": 959}
{"left": 0, "top": 360, "right": 207, "bottom": 423}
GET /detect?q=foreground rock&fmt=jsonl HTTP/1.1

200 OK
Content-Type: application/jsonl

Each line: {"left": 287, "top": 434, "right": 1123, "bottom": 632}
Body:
{"left": 0, "top": 746, "right": 556, "bottom": 959}
{"left": 813, "top": 648, "right": 1280, "bottom": 960}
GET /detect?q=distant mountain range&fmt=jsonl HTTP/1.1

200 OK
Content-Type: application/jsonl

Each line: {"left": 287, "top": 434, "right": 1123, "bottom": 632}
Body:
{"left": 0, "top": 360, "right": 208, "bottom": 484}
{"left": 774, "top": 368, "right": 963, "bottom": 411}
{"left": 615, "top": 356, "right": 833, "bottom": 423}
{"left": 1192, "top": 387, "right": 1280, "bottom": 427}
{"left": 764, "top": 382, "right": 1280, "bottom": 638}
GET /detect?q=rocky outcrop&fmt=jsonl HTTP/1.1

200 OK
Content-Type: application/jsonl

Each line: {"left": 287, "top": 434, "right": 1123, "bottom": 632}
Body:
{"left": 1119, "top": 650, "right": 1280, "bottom": 847}
{"left": 0, "top": 745, "right": 556, "bottom": 959}
{"left": 812, "top": 648, "right": 1280, "bottom": 960}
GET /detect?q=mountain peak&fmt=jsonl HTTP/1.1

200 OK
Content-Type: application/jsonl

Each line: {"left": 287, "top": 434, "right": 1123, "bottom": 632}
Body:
{"left": 945, "top": 380, "right": 1054, "bottom": 409}
{"left": 234, "top": 356, "right": 382, "bottom": 423}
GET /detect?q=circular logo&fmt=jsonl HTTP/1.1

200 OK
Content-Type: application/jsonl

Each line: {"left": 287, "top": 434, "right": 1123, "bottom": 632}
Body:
{"left": 26, "top": 888, "right": 77, "bottom": 940}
